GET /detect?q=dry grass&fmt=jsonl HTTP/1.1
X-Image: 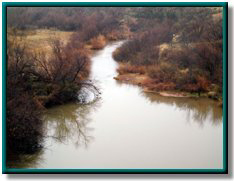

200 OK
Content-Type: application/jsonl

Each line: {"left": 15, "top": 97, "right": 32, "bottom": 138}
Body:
{"left": 27, "top": 29, "right": 73, "bottom": 54}
{"left": 9, "top": 29, "right": 73, "bottom": 55}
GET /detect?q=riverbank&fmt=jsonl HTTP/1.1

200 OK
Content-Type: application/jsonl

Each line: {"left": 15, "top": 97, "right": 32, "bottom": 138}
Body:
{"left": 112, "top": 36, "right": 222, "bottom": 105}
{"left": 114, "top": 72, "right": 196, "bottom": 97}
{"left": 114, "top": 68, "right": 222, "bottom": 106}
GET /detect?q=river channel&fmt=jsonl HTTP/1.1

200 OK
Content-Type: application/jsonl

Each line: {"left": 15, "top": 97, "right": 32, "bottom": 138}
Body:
{"left": 15, "top": 41, "right": 223, "bottom": 169}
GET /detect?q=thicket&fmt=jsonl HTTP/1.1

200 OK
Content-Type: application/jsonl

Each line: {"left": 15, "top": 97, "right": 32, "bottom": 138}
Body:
{"left": 113, "top": 7, "right": 223, "bottom": 95}
{"left": 7, "top": 7, "right": 124, "bottom": 30}
{"left": 113, "top": 23, "right": 173, "bottom": 65}
{"left": 7, "top": 30, "right": 93, "bottom": 157}
{"left": 7, "top": 7, "right": 129, "bottom": 46}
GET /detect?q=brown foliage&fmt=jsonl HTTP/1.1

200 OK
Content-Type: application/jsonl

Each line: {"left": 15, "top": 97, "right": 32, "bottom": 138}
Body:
{"left": 196, "top": 75, "right": 210, "bottom": 92}
{"left": 113, "top": 24, "right": 172, "bottom": 65}
{"left": 35, "top": 39, "right": 90, "bottom": 84}
{"left": 147, "top": 63, "right": 177, "bottom": 82}
{"left": 179, "top": 76, "right": 209, "bottom": 93}
{"left": 7, "top": 32, "right": 95, "bottom": 154}
{"left": 194, "top": 42, "right": 222, "bottom": 84}
{"left": 147, "top": 82, "right": 176, "bottom": 91}
{"left": 90, "top": 35, "right": 107, "bottom": 50}
{"left": 117, "top": 64, "right": 146, "bottom": 75}
{"left": 7, "top": 94, "right": 43, "bottom": 154}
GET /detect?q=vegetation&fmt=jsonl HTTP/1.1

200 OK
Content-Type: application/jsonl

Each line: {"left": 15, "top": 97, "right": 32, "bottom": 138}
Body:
{"left": 113, "top": 7, "right": 223, "bottom": 98}
{"left": 90, "top": 35, "right": 107, "bottom": 50}
{"left": 7, "top": 29, "right": 93, "bottom": 155}
{"left": 6, "top": 7, "right": 223, "bottom": 161}
{"left": 7, "top": 7, "right": 131, "bottom": 48}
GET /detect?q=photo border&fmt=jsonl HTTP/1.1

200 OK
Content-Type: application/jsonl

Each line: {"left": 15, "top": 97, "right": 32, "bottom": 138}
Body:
{"left": 2, "top": 2, "right": 228, "bottom": 174}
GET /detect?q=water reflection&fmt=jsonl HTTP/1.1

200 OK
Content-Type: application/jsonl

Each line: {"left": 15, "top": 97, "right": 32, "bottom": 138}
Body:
{"left": 142, "top": 92, "right": 222, "bottom": 126}
{"left": 7, "top": 99, "right": 100, "bottom": 168}
{"left": 44, "top": 98, "right": 100, "bottom": 147}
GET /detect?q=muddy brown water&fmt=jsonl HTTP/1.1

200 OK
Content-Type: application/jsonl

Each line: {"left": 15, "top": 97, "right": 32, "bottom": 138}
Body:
{"left": 11, "top": 41, "right": 223, "bottom": 169}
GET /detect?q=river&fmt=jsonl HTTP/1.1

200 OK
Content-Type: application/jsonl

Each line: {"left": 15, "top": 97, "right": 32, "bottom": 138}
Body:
{"left": 13, "top": 41, "right": 223, "bottom": 169}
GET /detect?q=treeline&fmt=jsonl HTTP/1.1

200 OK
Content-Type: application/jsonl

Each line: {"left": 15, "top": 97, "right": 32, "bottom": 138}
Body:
{"left": 7, "top": 7, "right": 129, "bottom": 40}
{"left": 9, "top": 7, "right": 134, "bottom": 51}
{"left": 113, "top": 7, "right": 223, "bottom": 97}
{"left": 8, "top": 7, "right": 122, "bottom": 30}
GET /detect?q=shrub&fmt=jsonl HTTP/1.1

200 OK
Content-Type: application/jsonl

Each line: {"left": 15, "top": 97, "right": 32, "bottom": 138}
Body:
{"left": 35, "top": 39, "right": 90, "bottom": 84}
{"left": 196, "top": 75, "right": 210, "bottom": 92}
{"left": 148, "top": 82, "right": 176, "bottom": 91}
{"left": 117, "top": 63, "right": 146, "bottom": 75}
{"left": 181, "top": 84, "right": 199, "bottom": 93}
{"left": 113, "top": 24, "right": 172, "bottom": 66}
{"left": 90, "top": 35, "right": 107, "bottom": 50}
{"left": 7, "top": 95, "right": 43, "bottom": 154}
{"left": 147, "top": 66, "right": 162, "bottom": 81}
{"left": 179, "top": 76, "right": 209, "bottom": 94}
{"left": 106, "top": 31, "right": 124, "bottom": 41}
{"left": 112, "top": 39, "right": 142, "bottom": 63}
{"left": 43, "top": 83, "right": 82, "bottom": 107}
{"left": 194, "top": 42, "right": 222, "bottom": 83}
{"left": 147, "top": 62, "right": 177, "bottom": 82}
